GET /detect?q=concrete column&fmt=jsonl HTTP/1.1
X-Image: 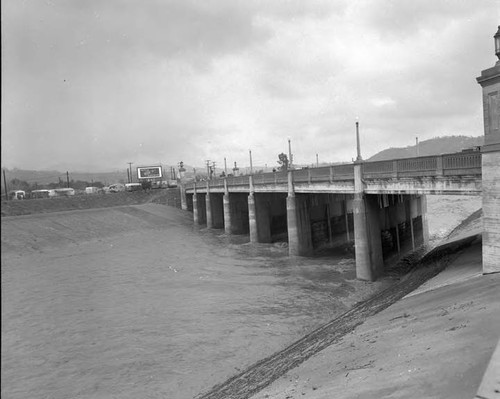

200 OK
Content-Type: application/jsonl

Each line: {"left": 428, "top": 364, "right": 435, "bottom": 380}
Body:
{"left": 419, "top": 195, "right": 429, "bottom": 247}
{"left": 287, "top": 193, "right": 300, "bottom": 255}
{"left": 352, "top": 163, "right": 383, "bottom": 281}
{"left": 287, "top": 170, "right": 299, "bottom": 255}
{"left": 223, "top": 179, "right": 232, "bottom": 234}
{"left": 192, "top": 185, "right": 199, "bottom": 224}
{"left": 223, "top": 197, "right": 232, "bottom": 234}
{"left": 248, "top": 176, "right": 259, "bottom": 243}
{"left": 248, "top": 193, "right": 258, "bottom": 243}
{"left": 286, "top": 170, "right": 313, "bottom": 255}
{"left": 179, "top": 184, "right": 188, "bottom": 211}
{"left": 205, "top": 182, "right": 213, "bottom": 229}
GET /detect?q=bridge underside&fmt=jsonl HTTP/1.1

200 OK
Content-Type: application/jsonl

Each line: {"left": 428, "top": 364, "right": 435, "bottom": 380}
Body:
{"left": 185, "top": 189, "right": 428, "bottom": 281}
{"left": 181, "top": 151, "right": 487, "bottom": 280}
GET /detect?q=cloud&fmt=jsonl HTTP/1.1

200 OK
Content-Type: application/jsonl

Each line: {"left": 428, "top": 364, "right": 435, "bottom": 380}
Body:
{"left": 2, "top": 0, "right": 499, "bottom": 172}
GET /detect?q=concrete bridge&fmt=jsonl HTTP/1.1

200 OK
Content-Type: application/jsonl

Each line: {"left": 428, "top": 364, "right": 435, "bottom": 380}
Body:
{"left": 178, "top": 44, "right": 499, "bottom": 282}
{"left": 180, "top": 151, "right": 483, "bottom": 281}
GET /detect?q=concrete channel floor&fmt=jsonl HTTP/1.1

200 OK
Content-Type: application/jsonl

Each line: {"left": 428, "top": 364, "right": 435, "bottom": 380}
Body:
{"left": 252, "top": 239, "right": 500, "bottom": 399}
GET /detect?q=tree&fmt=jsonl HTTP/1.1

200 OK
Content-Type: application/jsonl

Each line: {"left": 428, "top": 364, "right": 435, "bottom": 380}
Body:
{"left": 9, "top": 178, "right": 30, "bottom": 191}
{"left": 277, "top": 153, "right": 289, "bottom": 171}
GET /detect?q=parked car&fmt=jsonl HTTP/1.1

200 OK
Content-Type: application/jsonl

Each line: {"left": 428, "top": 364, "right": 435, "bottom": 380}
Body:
{"left": 109, "top": 183, "right": 125, "bottom": 192}
{"left": 31, "top": 189, "right": 56, "bottom": 199}
{"left": 85, "top": 186, "right": 99, "bottom": 195}
{"left": 8, "top": 190, "right": 25, "bottom": 200}
{"left": 125, "top": 183, "right": 142, "bottom": 192}
{"left": 54, "top": 188, "right": 75, "bottom": 196}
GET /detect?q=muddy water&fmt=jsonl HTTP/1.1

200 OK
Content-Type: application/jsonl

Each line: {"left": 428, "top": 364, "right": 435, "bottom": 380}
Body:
{"left": 1, "top": 204, "right": 392, "bottom": 399}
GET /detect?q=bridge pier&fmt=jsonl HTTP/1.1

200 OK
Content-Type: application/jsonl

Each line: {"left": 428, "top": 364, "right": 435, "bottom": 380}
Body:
{"left": 223, "top": 193, "right": 232, "bottom": 234}
{"left": 352, "top": 193, "right": 384, "bottom": 281}
{"left": 180, "top": 184, "right": 188, "bottom": 211}
{"left": 287, "top": 171, "right": 313, "bottom": 256}
{"left": 205, "top": 185, "right": 212, "bottom": 229}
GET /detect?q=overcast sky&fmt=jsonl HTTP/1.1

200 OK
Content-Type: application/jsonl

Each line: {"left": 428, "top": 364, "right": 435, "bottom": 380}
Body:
{"left": 2, "top": 0, "right": 499, "bottom": 172}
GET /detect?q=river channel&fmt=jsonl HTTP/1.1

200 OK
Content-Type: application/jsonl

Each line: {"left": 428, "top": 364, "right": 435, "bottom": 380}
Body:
{"left": 1, "top": 195, "right": 480, "bottom": 399}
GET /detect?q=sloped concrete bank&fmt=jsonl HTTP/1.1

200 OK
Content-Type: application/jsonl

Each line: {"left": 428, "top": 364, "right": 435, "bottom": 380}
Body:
{"left": 196, "top": 238, "right": 480, "bottom": 399}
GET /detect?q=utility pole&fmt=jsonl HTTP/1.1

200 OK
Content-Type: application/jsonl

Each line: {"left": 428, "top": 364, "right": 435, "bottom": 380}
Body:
{"left": 316, "top": 154, "right": 319, "bottom": 168}
{"left": 127, "top": 162, "right": 134, "bottom": 183}
{"left": 66, "top": 171, "right": 70, "bottom": 188}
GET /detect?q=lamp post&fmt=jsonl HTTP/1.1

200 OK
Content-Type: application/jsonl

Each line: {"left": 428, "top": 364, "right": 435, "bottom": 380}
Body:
{"left": 355, "top": 121, "right": 362, "bottom": 162}
{"left": 288, "top": 138, "right": 293, "bottom": 169}
{"left": 249, "top": 150, "right": 253, "bottom": 174}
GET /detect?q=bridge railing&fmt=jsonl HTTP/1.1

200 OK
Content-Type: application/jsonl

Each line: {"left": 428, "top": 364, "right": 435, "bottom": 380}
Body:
{"left": 442, "top": 152, "right": 482, "bottom": 175}
{"left": 362, "top": 152, "right": 481, "bottom": 178}
{"left": 183, "top": 152, "right": 481, "bottom": 190}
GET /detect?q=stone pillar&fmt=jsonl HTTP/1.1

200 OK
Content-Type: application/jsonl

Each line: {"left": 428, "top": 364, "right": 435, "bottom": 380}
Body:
{"left": 205, "top": 182, "right": 213, "bottom": 229}
{"left": 352, "top": 162, "right": 383, "bottom": 281}
{"left": 477, "top": 50, "right": 500, "bottom": 274}
{"left": 223, "top": 178, "right": 232, "bottom": 234}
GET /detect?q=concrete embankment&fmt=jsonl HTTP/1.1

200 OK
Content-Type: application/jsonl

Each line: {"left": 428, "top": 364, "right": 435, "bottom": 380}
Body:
{"left": 249, "top": 238, "right": 499, "bottom": 399}
{"left": 195, "top": 209, "right": 498, "bottom": 399}
{"left": 196, "top": 236, "right": 492, "bottom": 399}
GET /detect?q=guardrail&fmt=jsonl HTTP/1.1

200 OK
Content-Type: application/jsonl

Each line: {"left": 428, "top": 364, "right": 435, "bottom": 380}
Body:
{"left": 183, "top": 152, "right": 481, "bottom": 190}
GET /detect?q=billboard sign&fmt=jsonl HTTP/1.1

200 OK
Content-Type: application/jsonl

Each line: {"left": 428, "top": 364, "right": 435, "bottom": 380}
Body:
{"left": 137, "top": 166, "right": 162, "bottom": 179}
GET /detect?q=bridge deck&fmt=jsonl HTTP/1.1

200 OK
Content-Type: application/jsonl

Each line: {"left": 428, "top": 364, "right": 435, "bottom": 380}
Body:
{"left": 185, "top": 152, "right": 482, "bottom": 195}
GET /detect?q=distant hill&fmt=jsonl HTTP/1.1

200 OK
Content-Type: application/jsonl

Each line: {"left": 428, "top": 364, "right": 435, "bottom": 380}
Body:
{"left": 368, "top": 135, "right": 483, "bottom": 161}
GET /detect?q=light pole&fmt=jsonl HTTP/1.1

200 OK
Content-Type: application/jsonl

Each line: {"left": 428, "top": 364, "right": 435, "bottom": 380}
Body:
{"left": 249, "top": 150, "right": 253, "bottom": 174}
{"left": 288, "top": 138, "right": 293, "bottom": 169}
{"left": 355, "top": 121, "right": 362, "bottom": 162}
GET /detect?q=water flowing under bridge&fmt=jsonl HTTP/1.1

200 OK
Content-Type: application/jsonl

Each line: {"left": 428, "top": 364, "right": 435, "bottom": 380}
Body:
{"left": 180, "top": 151, "right": 483, "bottom": 281}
